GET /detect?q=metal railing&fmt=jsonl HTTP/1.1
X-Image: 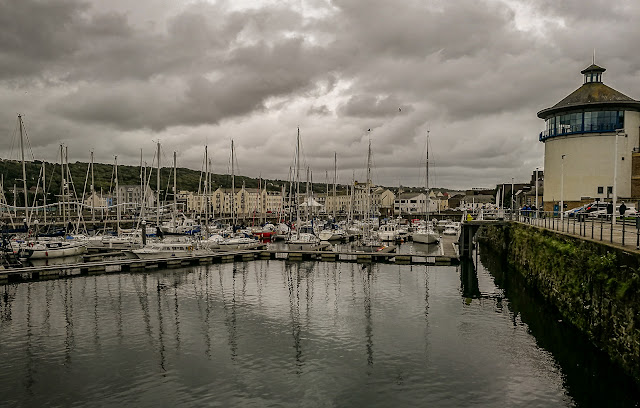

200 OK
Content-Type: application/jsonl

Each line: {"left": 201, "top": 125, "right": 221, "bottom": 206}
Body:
{"left": 512, "top": 210, "right": 640, "bottom": 250}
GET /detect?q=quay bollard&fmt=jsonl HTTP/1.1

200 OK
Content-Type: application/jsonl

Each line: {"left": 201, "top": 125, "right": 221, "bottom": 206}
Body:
{"left": 610, "top": 216, "right": 614, "bottom": 243}
{"left": 600, "top": 217, "right": 603, "bottom": 241}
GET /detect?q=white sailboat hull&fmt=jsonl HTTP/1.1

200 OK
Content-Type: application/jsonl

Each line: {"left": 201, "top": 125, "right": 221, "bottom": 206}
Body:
{"left": 20, "top": 242, "right": 87, "bottom": 259}
{"left": 412, "top": 232, "right": 439, "bottom": 244}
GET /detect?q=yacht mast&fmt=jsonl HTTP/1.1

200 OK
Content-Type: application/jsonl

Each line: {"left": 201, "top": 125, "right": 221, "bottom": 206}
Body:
{"left": 204, "top": 146, "right": 209, "bottom": 237}
{"left": 115, "top": 155, "right": 120, "bottom": 235}
{"left": 90, "top": 151, "right": 95, "bottom": 222}
{"left": 366, "top": 135, "right": 372, "bottom": 227}
{"left": 295, "top": 128, "right": 301, "bottom": 239}
{"left": 140, "top": 149, "right": 144, "bottom": 220}
{"left": 325, "top": 170, "right": 329, "bottom": 217}
{"left": 231, "top": 140, "right": 235, "bottom": 227}
{"left": 287, "top": 166, "right": 293, "bottom": 223}
{"left": 425, "top": 130, "right": 430, "bottom": 222}
{"left": 42, "top": 161, "right": 47, "bottom": 225}
{"left": 18, "top": 115, "right": 29, "bottom": 227}
{"left": 333, "top": 152, "right": 337, "bottom": 221}
{"left": 156, "top": 141, "right": 161, "bottom": 227}
{"left": 305, "top": 167, "right": 310, "bottom": 226}
{"left": 210, "top": 158, "right": 214, "bottom": 221}
{"left": 60, "top": 144, "right": 65, "bottom": 228}
{"left": 173, "top": 151, "right": 177, "bottom": 226}
{"left": 348, "top": 170, "right": 355, "bottom": 224}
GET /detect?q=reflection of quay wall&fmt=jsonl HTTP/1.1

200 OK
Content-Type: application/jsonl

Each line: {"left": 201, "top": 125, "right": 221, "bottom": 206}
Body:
{"left": 479, "top": 223, "right": 640, "bottom": 383}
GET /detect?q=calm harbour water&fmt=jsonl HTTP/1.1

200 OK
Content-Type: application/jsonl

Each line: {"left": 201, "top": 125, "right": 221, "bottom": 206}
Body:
{"left": 1, "top": 249, "right": 639, "bottom": 407}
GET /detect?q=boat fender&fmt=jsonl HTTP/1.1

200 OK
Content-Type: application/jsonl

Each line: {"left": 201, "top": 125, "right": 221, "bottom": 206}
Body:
{"left": 45, "top": 251, "right": 48, "bottom": 257}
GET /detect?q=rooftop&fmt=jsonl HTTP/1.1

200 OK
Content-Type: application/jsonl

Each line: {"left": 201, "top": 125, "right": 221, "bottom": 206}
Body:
{"left": 537, "top": 64, "right": 640, "bottom": 118}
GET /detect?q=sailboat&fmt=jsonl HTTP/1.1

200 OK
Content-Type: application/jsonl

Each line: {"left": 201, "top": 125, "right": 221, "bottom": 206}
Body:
{"left": 286, "top": 128, "right": 321, "bottom": 250}
{"left": 12, "top": 116, "right": 87, "bottom": 259}
{"left": 355, "top": 134, "right": 394, "bottom": 253}
{"left": 318, "top": 153, "right": 347, "bottom": 241}
{"left": 160, "top": 151, "right": 200, "bottom": 235}
{"left": 412, "top": 130, "right": 440, "bottom": 245}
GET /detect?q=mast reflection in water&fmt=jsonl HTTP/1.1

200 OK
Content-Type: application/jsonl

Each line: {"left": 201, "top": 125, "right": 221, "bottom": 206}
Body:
{"left": 0, "top": 257, "right": 638, "bottom": 407}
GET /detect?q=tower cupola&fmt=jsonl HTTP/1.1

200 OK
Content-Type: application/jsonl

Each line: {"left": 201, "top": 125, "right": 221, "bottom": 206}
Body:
{"left": 581, "top": 64, "right": 605, "bottom": 84}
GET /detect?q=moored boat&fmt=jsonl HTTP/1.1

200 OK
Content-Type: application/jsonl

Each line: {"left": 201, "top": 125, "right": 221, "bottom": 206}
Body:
{"left": 16, "top": 239, "right": 87, "bottom": 259}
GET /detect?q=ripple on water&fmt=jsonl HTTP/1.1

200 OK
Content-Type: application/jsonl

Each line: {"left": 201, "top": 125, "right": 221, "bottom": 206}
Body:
{"left": 0, "top": 260, "right": 638, "bottom": 407}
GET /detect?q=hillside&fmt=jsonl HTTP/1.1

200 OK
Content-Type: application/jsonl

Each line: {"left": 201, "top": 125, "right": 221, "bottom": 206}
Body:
{"left": 0, "top": 159, "right": 344, "bottom": 206}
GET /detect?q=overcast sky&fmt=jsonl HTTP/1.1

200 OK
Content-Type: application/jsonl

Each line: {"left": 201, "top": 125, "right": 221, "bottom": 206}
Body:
{"left": 1, "top": 0, "right": 639, "bottom": 190}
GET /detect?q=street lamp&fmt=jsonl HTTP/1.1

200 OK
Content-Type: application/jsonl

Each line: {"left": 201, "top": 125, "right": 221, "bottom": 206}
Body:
{"left": 511, "top": 177, "right": 514, "bottom": 219}
{"left": 613, "top": 129, "right": 626, "bottom": 225}
{"left": 535, "top": 167, "right": 539, "bottom": 219}
{"left": 560, "top": 154, "right": 565, "bottom": 222}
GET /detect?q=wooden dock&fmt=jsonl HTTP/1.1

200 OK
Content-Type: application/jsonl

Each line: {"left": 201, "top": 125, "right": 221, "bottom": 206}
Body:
{"left": 0, "top": 236, "right": 459, "bottom": 284}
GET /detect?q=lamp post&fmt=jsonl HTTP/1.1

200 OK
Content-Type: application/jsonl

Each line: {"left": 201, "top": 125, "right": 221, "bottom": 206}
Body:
{"left": 535, "top": 167, "right": 539, "bottom": 219}
{"left": 612, "top": 129, "right": 625, "bottom": 225}
{"left": 560, "top": 155, "right": 565, "bottom": 222}
{"left": 511, "top": 177, "right": 514, "bottom": 220}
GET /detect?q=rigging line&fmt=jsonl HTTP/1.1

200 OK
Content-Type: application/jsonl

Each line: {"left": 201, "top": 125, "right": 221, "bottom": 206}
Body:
{"left": 45, "top": 157, "right": 59, "bottom": 201}
{"left": 7, "top": 117, "right": 18, "bottom": 162}
{"left": 135, "top": 157, "right": 157, "bottom": 231}
{"left": 81, "top": 159, "right": 91, "bottom": 210}
{"left": 427, "top": 133, "right": 437, "bottom": 189}
{"left": 20, "top": 117, "right": 37, "bottom": 162}
{"left": 197, "top": 151, "right": 205, "bottom": 195}
{"left": 108, "top": 157, "right": 115, "bottom": 195}
{"left": 28, "top": 165, "right": 44, "bottom": 216}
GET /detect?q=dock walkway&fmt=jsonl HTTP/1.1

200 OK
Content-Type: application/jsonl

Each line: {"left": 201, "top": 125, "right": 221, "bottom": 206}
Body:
{"left": 0, "top": 236, "right": 460, "bottom": 284}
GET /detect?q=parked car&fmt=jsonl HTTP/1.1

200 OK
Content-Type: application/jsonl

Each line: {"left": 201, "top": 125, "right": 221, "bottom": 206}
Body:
{"left": 565, "top": 202, "right": 607, "bottom": 218}
{"left": 589, "top": 205, "right": 637, "bottom": 219}
{"left": 564, "top": 204, "right": 589, "bottom": 217}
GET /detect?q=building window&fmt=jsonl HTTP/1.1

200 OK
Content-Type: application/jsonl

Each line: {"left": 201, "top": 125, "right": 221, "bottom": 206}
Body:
{"left": 597, "top": 187, "right": 604, "bottom": 194}
{"left": 607, "top": 186, "right": 613, "bottom": 194}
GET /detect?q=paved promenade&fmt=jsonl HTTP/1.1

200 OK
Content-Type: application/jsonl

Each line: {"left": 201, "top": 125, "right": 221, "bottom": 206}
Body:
{"left": 513, "top": 213, "right": 640, "bottom": 253}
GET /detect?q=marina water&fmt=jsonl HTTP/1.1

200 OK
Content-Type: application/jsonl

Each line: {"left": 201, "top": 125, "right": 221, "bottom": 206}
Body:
{"left": 1, "top": 249, "right": 639, "bottom": 407}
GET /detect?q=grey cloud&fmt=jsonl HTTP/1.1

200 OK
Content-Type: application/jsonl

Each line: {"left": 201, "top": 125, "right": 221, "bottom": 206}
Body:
{"left": 339, "top": 94, "right": 413, "bottom": 118}
{"left": 0, "top": 0, "right": 87, "bottom": 80}
{"left": 1, "top": 0, "right": 638, "bottom": 189}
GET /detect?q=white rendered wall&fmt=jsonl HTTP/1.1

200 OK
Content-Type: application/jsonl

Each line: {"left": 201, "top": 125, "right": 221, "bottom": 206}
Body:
{"left": 543, "top": 110, "right": 640, "bottom": 204}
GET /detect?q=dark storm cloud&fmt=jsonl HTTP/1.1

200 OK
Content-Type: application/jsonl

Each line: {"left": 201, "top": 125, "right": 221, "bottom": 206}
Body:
{"left": 1, "top": 0, "right": 639, "bottom": 189}
{"left": 0, "top": 0, "right": 86, "bottom": 79}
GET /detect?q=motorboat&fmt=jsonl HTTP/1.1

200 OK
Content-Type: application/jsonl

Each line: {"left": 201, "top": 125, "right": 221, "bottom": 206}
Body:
{"left": 355, "top": 237, "right": 396, "bottom": 253}
{"left": 377, "top": 223, "right": 398, "bottom": 241}
{"left": 318, "top": 225, "right": 347, "bottom": 241}
{"left": 130, "top": 241, "right": 205, "bottom": 259}
{"left": 443, "top": 222, "right": 460, "bottom": 236}
{"left": 287, "top": 229, "right": 322, "bottom": 250}
{"left": 251, "top": 223, "right": 277, "bottom": 240}
{"left": 160, "top": 213, "right": 201, "bottom": 235}
{"left": 217, "top": 234, "right": 264, "bottom": 250}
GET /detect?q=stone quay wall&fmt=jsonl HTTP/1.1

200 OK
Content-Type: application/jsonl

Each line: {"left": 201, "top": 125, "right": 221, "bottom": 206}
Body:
{"left": 480, "top": 223, "right": 640, "bottom": 382}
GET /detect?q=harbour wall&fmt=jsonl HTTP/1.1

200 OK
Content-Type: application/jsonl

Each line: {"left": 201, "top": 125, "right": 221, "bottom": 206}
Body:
{"left": 479, "top": 223, "right": 640, "bottom": 382}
